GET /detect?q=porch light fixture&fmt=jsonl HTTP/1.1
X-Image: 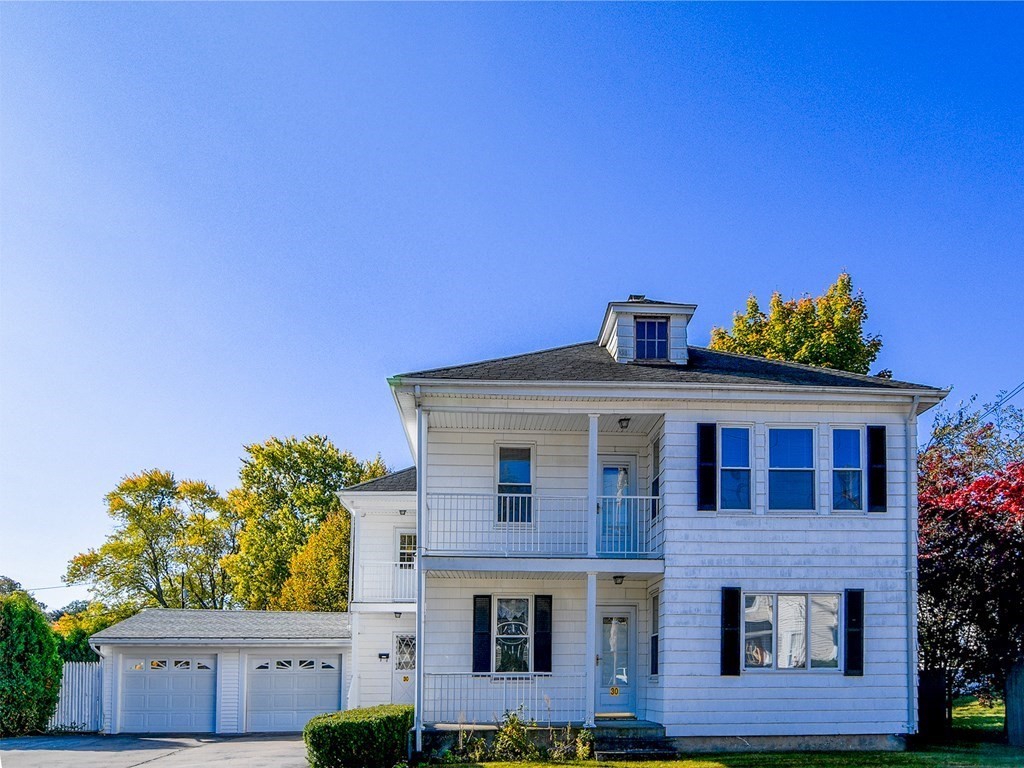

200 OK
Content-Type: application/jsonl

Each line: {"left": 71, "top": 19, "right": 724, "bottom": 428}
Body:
{"left": 399, "top": 509, "right": 407, "bottom": 515}
{"left": 613, "top": 575, "right": 625, "bottom": 585}
{"left": 618, "top": 417, "right": 630, "bottom": 431}
{"left": 378, "top": 653, "right": 390, "bottom": 662}
{"left": 394, "top": 612, "right": 403, "bottom": 619}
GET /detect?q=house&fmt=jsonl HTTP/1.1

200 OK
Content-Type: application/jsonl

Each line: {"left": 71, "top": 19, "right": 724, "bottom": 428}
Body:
{"left": 340, "top": 295, "right": 948, "bottom": 752}
{"left": 90, "top": 609, "right": 350, "bottom": 733}
{"left": 90, "top": 295, "right": 947, "bottom": 748}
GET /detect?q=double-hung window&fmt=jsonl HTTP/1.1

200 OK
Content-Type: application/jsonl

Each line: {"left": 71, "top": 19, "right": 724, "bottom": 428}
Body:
{"left": 832, "top": 428, "right": 863, "bottom": 511}
{"left": 720, "top": 426, "right": 751, "bottom": 510}
{"left": 497, "top": 446, "right": 532, "bottom": 523}
{"left": 768, "top": 428, "right": 815, "bottom": 511}
{"left": 495, "top": 597, "right": 531, "bottom": 673}
{"left": 635, "top": 318, "right": 668, "bottom": 360}
{"left": 743, "top": 593, "right": 840, "bottom": 670}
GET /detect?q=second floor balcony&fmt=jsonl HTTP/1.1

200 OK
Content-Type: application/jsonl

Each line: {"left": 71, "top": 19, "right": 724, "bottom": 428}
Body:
{"left": 424, "top": 492, "right": 663, "bottom": 558}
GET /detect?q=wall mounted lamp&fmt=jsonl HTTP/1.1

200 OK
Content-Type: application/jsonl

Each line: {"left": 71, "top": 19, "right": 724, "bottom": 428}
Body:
{"left": 378, "top": 652, "right": 390, "bottom": 662}
{"left": 618, "top": 417, "right": 630, "bottom": 430}
{"left": 613, "top": 575, "right": 625, "bottom": 585}
{"left": 394, "top": 612, "right": 403, "bottom": 619}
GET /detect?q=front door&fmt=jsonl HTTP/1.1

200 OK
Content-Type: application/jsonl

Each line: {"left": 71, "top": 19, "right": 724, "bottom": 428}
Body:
{"left": 391, "top": 634, "right": 415, "bottom": 705}
{"left": 596, "top": 606, "right": 636, "bottom": 716}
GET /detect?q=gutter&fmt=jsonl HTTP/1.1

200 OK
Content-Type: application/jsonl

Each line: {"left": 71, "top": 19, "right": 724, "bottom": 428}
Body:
{"left": 906, "top": 393, "right": 921, "bottom": 733}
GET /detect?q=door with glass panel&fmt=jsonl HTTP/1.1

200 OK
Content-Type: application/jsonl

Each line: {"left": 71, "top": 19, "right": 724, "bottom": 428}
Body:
{"left": 394, "top": 530, "right": 416, "bottom": 601}
{"left": 599, "top": 457, "right": 637, "bottom": 555}
{"left": 595, "top": 606, "right": 636, "bottom": 716}
{"left": 392, "top": 634, "right": 415, "bottom": 705}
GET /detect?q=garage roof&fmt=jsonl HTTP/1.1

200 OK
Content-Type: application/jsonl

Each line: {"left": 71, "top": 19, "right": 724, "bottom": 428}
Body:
{"left": 91, "top": 609, "right": 351, "bottom": 643}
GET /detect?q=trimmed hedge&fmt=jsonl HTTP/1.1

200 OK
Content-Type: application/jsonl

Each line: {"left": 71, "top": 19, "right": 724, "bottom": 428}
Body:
{"left": 304, "top": 704, "right": 414, "bottom": 768}
{"left": 0, "top": 592, "right": 63, "bottom": 736}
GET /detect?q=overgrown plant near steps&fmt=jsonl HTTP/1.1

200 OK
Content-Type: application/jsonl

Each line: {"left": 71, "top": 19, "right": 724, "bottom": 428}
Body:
{"left": 435, "top": 707, "right": 593, "bottom": 764}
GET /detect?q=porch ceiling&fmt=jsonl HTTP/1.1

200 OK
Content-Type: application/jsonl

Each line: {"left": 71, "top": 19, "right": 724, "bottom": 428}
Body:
{"left": 426, "top": 411, "right": 662, "bottom": 434}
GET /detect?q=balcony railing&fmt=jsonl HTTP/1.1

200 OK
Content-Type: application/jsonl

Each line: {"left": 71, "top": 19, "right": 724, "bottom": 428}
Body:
{"left": 598, "top": 495, "right": 663, "bottom": 558}
{"left": 424, "top": 493, "right": 662, "bottom": 558}
{"left": 356, "top": 561, "right": 416, "bottom": 602}
{"left": 423, "top": 672, "right": 586, "bottom": 724}
{"left": 425, "top": 494, "right": 588, "bottom": 556}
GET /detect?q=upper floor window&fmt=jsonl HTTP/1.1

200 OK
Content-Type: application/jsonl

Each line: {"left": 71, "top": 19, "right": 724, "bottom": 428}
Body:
{"left": 720, "top": 427, "right": 751, "bottom": 510}
{"left": 398, "top": 532, "right": 417, "bottom": 568}
{"left": 832, "top": 429, "right": 863, "bottom": 511}
{"left": 498, "top": 446, "right": 532, "bottom": 523}
{"left": 768, "top": 428, "right": 815, "bottom": 511}
{"left": 635, "top": 318, "right": 668, "bottom": 360}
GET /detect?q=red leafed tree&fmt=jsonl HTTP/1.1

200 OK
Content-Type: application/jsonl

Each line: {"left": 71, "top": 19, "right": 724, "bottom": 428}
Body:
{"left": 918, "top": 409, "right": 1024, "bottom": 743}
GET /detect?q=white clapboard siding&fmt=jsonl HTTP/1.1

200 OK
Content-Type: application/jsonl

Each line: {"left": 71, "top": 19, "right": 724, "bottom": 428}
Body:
{"left": 49, "top": 662, "right": 102, "bottom": 732}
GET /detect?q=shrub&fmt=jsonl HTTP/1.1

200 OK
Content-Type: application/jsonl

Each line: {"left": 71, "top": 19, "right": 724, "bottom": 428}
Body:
{"left": 0, "top": 592, "right": 63, "bottom": 736}
{"left": 490, "top": 707, "right": 540, "bottom": 762}
{"left": 305, "top": 704, "right": 414, "bottom": 768}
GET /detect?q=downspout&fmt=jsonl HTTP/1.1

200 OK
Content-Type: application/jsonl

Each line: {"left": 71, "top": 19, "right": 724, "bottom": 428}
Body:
{"left": 414, "top": 386, "right": 425, "bottom": 754}
{"left": 906, "top": 394, "right": 920, "bottom": 734}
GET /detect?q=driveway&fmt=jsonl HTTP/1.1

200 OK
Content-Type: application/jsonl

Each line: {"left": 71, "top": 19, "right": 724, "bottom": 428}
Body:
{"left": 0, "top": 734, "right": 309, "bottom": 768}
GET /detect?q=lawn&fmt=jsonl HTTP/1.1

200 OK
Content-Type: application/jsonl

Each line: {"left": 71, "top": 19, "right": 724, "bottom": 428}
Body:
{"left": 444, "top": 698, "right": 1022, "bottom": 768}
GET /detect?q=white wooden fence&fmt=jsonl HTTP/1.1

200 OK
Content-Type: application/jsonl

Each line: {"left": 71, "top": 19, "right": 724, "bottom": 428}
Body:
{"left": 48, "top": 661, "right": 102, "bottom": 732}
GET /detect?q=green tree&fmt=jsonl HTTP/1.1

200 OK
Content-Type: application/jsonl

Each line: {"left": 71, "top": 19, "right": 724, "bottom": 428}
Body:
{"left": 709, "top": 272, "right": 884, "bottom": 375}
{"left": 52, "top": 602, "right": 140, "bottom": 662}
{"left": 225, "top": 437, "right": 386, "bottom": 609}
{"left": 274, "top": 511, "right": 351, "bottom": 612}
{"left": 0, "top": 576, "right": 45, "bottom": 611}
{"left": 65, "top": 470, "right": 237, "bottom": 609}
{"left": 0, "top": 592, "right": 62, "bottom": 736}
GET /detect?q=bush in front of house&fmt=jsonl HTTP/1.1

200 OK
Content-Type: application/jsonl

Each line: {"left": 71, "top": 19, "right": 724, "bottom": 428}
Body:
{"left": 305, "top": 704, "right": 414, "bottom": 768}
{"left": 0, "top": 592, "right": 63, "bottom": 736}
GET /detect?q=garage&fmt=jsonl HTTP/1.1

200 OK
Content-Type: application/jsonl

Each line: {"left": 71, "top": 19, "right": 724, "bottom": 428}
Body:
{"left": 92, "top": 609, "right": 351, "bottom": 734}
{"left": 120, "top": 654, "right": 217, "bottom": 733}
{"left": 245, "top": 653, "right": 343, "bottom": 732}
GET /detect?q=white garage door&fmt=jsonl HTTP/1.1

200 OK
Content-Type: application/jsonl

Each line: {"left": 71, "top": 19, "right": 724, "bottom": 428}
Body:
{"left": 121, "top": 654, "right": 216, "bottom": 733}
{"left": 246, "top": 654, "right": 342, "bottom": 732}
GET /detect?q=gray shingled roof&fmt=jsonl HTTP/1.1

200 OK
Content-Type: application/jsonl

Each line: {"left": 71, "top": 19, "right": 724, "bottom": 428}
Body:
{"left": 344, "top": 466, "right": 416, "bottom": 493}
{"left": 396, "top": 342, "right": 937, "bottom": 391}
{"left": 91, "top": 609, "right": 350, "bottom": 642}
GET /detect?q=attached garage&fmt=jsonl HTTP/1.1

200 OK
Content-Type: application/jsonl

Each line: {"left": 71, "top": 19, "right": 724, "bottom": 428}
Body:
{"left": 92, "top": 609, "right": 351, "bottom": 734}
{"left": 121, "top": 654, "right": 216, "bottom": 733}
{"left": 245, "top": 653, "right": 343, "bottom": 731}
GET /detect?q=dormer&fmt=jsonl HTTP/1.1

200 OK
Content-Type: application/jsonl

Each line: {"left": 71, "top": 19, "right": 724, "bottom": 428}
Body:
{"left": 598, "top": 295, "right": 696, "bottom": 365}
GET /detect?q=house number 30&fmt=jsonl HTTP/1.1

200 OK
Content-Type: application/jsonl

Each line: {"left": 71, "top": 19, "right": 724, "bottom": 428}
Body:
{"left": 609, "top": 686, "right": 620, "bottom": 696}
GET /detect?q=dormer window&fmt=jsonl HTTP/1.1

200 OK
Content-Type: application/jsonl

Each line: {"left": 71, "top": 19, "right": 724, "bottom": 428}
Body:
{"left": 635, "top": 317, "right": 668, "bottom": 360}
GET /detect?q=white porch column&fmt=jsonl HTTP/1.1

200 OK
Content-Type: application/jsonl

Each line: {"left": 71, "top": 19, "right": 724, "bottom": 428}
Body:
{"left": 584, "top": 571, "right": 597, "bottom": 728}
{"left": 414, "top": 403, "right": 428, "bottom": 751}
{"left": 587, "top": 413, "right": 600, "bottom": 558}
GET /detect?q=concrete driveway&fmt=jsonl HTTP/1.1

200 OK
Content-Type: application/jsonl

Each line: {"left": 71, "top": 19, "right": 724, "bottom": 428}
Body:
{"left": 0, "top": 734, "right": 309, "bottom": 768}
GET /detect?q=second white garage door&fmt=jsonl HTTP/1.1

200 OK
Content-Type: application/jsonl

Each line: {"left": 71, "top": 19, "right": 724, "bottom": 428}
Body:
{"left": 246, "top": 654, "right": 343, "bottom": 732}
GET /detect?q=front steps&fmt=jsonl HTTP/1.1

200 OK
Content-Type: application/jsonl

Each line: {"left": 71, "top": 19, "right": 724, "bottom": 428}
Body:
{"left": 594, "top": 719, "right": 677, "bottom": 761}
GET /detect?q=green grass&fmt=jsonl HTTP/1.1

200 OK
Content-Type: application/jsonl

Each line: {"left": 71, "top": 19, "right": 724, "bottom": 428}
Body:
{"left": 439, "top": 699, "right": 1020, "bottom": 768}
{"left": 456, "top": 746, "right": 1023, "bottom": 768}
{"left": 951, "top": 696, "right": 1005, "bottom": 733}
{"left": 442, "top": 704, "right": 1024, "bottom": 768}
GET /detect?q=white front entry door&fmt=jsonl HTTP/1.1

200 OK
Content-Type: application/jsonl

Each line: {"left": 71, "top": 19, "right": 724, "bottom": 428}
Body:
{"left": 246, "top": 654, "right": 342, "bottom": 732}
{"left": 595, "top": 607, "right": 636, "bottom": 716}
{"left": 391, "top": 634, "right": 415, "bottom": 705}
{"left": 120, "top": 654, "right": 216, "bottom": 733}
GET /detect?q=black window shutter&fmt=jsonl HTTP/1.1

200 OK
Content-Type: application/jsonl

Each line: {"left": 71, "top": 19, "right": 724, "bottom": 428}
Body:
{"left": 650, "top": 634, "right": 659, "bottom": 676}
{"left": 867, "top": 426, "right": 887, "bottom": 512}
{"left": 721, "top": 587, "right": 741, "bottom": 676}
{"left": 534, "top": 595, "right": 553, "bottom": 673}
{"left": 698, "top": 424, "right": 717, "bottom": 511}
{"left": 844, "top": 589, "right": 865, "bottom": 677}
{"left": 473, "top": 595, "right": 491, "bottom": 673}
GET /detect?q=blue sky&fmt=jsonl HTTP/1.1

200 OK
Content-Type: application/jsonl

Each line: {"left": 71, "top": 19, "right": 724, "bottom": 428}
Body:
{"left": 2, "top": 4, "right": 1022, "bottom": 607}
